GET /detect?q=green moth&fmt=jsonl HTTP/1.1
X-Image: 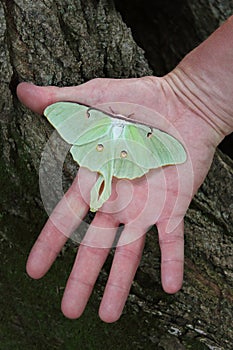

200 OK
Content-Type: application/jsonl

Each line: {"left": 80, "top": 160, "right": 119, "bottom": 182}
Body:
{"left": 44, "top": 102, "right": 186, "bottom": 212}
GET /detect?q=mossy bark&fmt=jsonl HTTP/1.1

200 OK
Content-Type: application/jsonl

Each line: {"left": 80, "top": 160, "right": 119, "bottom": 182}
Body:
{"left": 0, "top": 1, "right": 232, "bottom": 349}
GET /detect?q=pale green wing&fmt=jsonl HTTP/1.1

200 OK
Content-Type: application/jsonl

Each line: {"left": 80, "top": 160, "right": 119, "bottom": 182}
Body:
{"left": 74, "top": 117, "right": 111, "bottom": 145}
{"left": 113, "top": 158, "right": 148, "bottom": 179}
{"left": 70, "top": 139, "right": 114, "bottom": 172}
{"left": 44, "top": 102, "right": 109, "bottom": 144}
{"left": 71, "top": 138, "right": 116, "bottom": 212}
{"left": 117, "top": 124, "right": 160, "bottom": 170}
{"left": 70, "top": 125, "right": 149, "bottom": 178}
{"left": 121, "top": 123, "right": 187, "bottom": 170}
{"left": 149, "top": 128, "right": 186, "bottom": 164}
{"left": 89, "top": 165, "right": 113, "bottom": 212}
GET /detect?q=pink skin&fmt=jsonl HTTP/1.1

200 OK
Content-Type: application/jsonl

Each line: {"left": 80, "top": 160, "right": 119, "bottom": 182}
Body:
{"left": 17, "top": 17, "right": 233, "bottom": 323}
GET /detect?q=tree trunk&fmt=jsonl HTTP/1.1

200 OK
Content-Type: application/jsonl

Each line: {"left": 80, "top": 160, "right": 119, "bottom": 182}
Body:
{"left": 0, "top": 0, "right": 232, "bottom": 349}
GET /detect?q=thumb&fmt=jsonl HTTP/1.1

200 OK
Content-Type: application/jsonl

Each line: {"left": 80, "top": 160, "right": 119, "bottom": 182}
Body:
{"left": 16, "top": 79, "right": 119, "bottom": 115}
{"left": 17, "top": 82, "right": 60, "bottom": 114}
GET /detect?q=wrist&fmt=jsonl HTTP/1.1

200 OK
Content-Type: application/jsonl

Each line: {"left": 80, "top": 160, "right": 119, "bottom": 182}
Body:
{"left": 163, "top": 69, "right": 229, "bottom": 145}
{"left": 164, "top": 16, "right": 233, "bottom": 141}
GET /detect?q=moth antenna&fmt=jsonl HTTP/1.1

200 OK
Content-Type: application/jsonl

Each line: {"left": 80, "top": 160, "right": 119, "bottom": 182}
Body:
{"left": 109, "top": 107, "right": 134, "bottom": 119}
{"left": 109, "top": 106, "right": 115, "bottom": 114}
{"left": 126, "top": 113, "right": 135, "bottom": 119}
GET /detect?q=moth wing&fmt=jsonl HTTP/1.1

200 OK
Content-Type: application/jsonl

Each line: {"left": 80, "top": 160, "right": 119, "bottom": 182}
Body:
{"left": 149, "top": 128, "right": 187, "bottom": 165}
{"left": 44, "top": 102, "right": 108, "bottom": 144}
{"left": 123, "top": 124, "right": 186, "bottom": 169}
{"left": 72, "top": 139, "right": 149, "bottom": 182}
{"left": 71, "top": 121, "right": 187, "bottom": 179}
{"left": 113, "top": 158, "right": 149, "bottom": 179}
{"left": 74, "top": 117, "right": 112, "bottom": 145}
{"left": 121, "top": 124, "right": 163, "bottom": 169}
{"left": 108, "top": 130, "right": 149, "bottom": 179}
{"left": 70, "top": 138, "right": 114, "bottom": 172}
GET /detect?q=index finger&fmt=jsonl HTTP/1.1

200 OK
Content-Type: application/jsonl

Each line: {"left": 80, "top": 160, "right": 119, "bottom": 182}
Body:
{"left": 26, "top": 174, "right": 89, "bottom": 279}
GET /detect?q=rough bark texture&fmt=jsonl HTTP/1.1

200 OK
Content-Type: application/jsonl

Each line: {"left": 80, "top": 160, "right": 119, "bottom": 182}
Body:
{"left": 0, "top": 0, "right": 232, "bottom": 349}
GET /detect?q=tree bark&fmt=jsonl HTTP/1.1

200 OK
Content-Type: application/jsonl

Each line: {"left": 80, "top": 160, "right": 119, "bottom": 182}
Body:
{"left": 0, "top": 0, "right": 232, "bottom": 349}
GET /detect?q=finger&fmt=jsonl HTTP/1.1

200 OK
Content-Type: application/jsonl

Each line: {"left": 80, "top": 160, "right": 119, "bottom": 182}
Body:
{"left": 157, "top": 219, "right": 184, "bottom": 293}
{"left": 17, "top": 80, "right": 111, "bottom": 115}
{"left": 16, "top": 78, "right": 137, "bottom": 115}
{"left": 17, "top": 82, "right": 59, "bottom": 114}
{"left": 99, "top": 229, "right": 146, "bottom": 323}
{"left": 165, "top": 165, "right": 194, "bottom": 233}
{"left": 158, "top": 165, "right": 193, "bottom": 234}
{"left": 61, "top": 213, "right": 119, "bottom": 319}
{"left": 26, "top": 174, "right": 89, "bottom": 279}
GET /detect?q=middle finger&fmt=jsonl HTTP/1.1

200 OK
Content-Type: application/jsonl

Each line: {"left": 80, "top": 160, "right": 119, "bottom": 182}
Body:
{"left": 61, "top": 212, "right": 119, "bottom": 319}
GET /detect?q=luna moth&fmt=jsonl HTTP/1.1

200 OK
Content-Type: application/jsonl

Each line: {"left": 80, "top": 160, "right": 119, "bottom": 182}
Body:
{"left": 44, "top": 102, "right": 187, "bottom": 212}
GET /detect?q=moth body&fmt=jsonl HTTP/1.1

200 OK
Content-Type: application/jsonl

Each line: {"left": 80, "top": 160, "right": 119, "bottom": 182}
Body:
{"left": 111, "top": 119, "right": 129, "bottom": 139}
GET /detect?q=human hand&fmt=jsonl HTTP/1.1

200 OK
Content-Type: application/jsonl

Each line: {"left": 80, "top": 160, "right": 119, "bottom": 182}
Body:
{"left": 17, "top": 75, "right": 223, "bottom": 322}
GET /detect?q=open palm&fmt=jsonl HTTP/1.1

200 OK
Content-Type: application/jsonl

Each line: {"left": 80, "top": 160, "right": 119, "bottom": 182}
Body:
{"left": 17, "top": 75, "right": 220, "bottom": 322}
